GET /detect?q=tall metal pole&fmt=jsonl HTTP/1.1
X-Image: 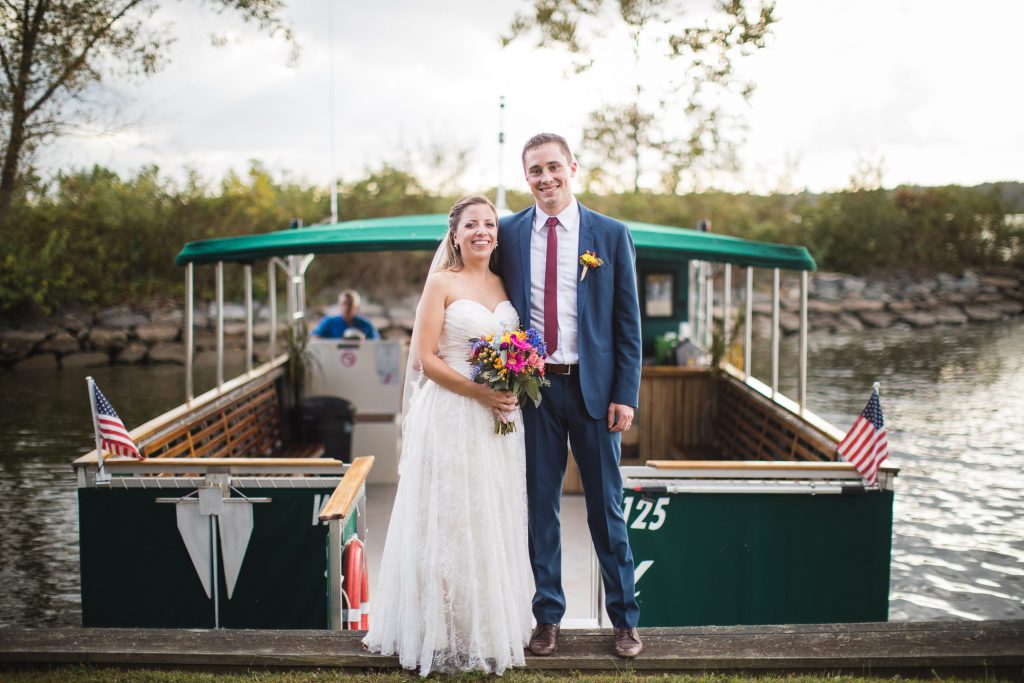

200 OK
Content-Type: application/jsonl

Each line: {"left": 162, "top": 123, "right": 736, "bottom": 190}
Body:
{"left": 723, "top": 265, "right": 732, "bottom": 352}
{"left": 744, "top": 267, "right": 753, "bottom": 380}
{"left": 496, "top": 96, "right": 507, "bottom": 212}
{"left": 268, "top": 261, "right": 277, "bottom": 358}
{"left": 770, "top": 268, "right": 780, "bottom": 399}
{"left": 244, "top": 264, "right": 253, "bottom": 373}
{"left": 799, "top": 270, "right": 809, "bottom": 415}
{"left": 185, "top": 263, "right": 194, "bottom": 402}
{"left": 216, "top": 261, "right": 225, "bottom": 388}
{"left": 327, "top": 0, "right": 338, "bottom": 224}
{"left": 704, "top": 266, "right": 714, "bottom": 350}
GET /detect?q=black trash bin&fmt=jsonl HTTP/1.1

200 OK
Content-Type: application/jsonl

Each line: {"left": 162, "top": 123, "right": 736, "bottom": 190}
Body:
{"left": 292, "top": 396, "right": 356, "bottom": 462}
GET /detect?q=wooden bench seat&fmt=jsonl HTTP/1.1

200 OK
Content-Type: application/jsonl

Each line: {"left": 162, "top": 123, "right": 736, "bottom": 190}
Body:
{"left": 139, "top": 374, "right": 323, "bottom": 461}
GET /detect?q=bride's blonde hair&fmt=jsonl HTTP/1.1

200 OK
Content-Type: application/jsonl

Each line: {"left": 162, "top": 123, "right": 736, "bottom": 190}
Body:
{"left": 437, "top": 195, "right": 499, "bottom": 273}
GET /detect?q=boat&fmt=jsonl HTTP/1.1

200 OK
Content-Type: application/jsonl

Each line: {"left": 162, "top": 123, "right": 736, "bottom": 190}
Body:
{"left": 72, "top": 212, "right": 896, "bottom": 630}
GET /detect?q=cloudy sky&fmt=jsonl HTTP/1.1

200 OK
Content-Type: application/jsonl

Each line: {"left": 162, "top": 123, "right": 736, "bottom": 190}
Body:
{"left": 42, "top": 0, "right": 1024, "bottom": 196}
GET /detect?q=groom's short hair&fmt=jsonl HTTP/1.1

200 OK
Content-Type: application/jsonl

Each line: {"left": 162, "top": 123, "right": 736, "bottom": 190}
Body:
{"left": 522, "top": 133, "right": 574, "bottom": 167}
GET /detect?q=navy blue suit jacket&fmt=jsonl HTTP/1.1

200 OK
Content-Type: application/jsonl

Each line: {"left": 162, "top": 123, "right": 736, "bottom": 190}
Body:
{"left": 499, "top": 203, "right": 642, "bottom": 420}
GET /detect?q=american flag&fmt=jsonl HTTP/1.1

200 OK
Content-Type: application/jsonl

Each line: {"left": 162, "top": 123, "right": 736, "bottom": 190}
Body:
{"left": 837, "top": 386, "right": 888, "bottom": 486}
{"left": 93, "top": 384, "right": 144, "bottom": 460}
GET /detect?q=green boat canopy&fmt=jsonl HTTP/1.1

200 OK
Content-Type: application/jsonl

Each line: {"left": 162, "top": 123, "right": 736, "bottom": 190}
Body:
{"left": 175, "top": 214, "right": 816, "bottom": 271}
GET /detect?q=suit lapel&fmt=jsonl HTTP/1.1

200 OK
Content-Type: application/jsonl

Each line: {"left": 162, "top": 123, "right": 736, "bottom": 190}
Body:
{"left": 576, "top": 203, "right": 596, "bottom": 323}
{"left": 517, "top": 207, "right": 535, "bottom": 321}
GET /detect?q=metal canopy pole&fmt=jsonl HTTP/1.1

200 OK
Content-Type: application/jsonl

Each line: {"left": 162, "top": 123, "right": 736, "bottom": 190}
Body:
{"left": 799, "top": 270, "right": 809, "bottom": 414}
{"left": 268, "top": 261, "right": 278, "bottom": 358}
{"left": 724, "top": 265, "right": 732, "bottom": 350}
{"left": 244, "top": 264, "right": 253, "bottom": 373}
{"left": 216, "top": 261, "right": 224, "bottom": 388}
{"left": 744, "top": 267, "right": 753, "bottom": 380}
{"left": 185, "top": 263, "right": 194, "bottom": 402}
{"left": 770, "top": 268, "right": 780, "bottom": 399}
{"left": 704, "top": 265, "right": 714, "bottom": 349}
{"left": 687, "top": 261, "right": 696, "bottom": 339}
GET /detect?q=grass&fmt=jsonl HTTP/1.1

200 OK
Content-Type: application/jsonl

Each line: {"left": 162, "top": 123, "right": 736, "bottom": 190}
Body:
{"left": 0, "top": 669, "right": 1011, "bottom": 683}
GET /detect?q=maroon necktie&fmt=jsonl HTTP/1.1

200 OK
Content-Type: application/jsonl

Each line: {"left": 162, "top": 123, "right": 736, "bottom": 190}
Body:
{"left": 544, "top": 216, "right": 559, "bottom": 357}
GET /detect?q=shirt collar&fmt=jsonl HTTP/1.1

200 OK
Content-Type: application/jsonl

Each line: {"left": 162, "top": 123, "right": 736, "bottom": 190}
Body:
{"left": 533, "top": 198, "right": 580, "bottom": 233}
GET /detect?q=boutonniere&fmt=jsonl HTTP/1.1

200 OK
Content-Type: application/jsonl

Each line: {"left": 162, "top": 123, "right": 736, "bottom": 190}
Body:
{"left": 578, "top": 250, "right": 604, "bottom": 282}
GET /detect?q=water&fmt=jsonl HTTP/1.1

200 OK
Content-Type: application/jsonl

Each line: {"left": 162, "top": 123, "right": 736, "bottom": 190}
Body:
{"left": 1, "top": 323, "right": 1022, "bottom": 626}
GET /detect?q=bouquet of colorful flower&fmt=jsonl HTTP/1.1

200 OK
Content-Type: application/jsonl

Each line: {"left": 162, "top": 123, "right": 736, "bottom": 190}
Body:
{"left": 469, "top": 326, "right": 551, "bottom": 435}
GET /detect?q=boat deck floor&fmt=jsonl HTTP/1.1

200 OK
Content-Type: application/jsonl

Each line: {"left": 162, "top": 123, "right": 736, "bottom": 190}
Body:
{"left": 2, "top": 621, "right": 1022, "bottom": 677}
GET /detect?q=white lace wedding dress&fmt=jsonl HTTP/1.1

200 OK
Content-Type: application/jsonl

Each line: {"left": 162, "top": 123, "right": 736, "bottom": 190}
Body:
{"left": 363, "top": 299, "right": 534, "bottom": 676}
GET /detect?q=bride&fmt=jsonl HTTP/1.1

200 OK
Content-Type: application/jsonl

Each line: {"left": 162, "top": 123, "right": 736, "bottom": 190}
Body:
{"left": 363, "top": 195, "right": 535, "bottom": 675}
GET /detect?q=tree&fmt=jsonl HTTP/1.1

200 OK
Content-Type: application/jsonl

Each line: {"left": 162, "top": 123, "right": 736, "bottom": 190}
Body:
{"left": 504, "top": 0, "right": 776, "bottom": 192}
{"left": 0, "top": 1, "right": 294, "bottom": 226}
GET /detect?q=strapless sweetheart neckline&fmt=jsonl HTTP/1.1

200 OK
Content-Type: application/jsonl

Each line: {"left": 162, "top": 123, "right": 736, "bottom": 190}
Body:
{"left": 446, "top": 299, "right": 514, "bottom": 316}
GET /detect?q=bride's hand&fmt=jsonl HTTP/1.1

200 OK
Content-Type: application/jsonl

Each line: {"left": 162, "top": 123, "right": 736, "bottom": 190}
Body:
{"left": 475, "top": 385, "right": 518, "bottom": 413}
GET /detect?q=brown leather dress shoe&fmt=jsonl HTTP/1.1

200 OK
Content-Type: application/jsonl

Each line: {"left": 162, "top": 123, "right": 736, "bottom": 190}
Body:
{"left": 528, "top": 623, "right": 560, "bottom": 656}
{"left": 613, "top": 627, "right": 643, "bottom": 658}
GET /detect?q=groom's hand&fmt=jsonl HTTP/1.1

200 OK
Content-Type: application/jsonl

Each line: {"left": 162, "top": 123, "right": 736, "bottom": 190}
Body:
{"left": 607, "top": 403, "right": 634, "bottom": 432}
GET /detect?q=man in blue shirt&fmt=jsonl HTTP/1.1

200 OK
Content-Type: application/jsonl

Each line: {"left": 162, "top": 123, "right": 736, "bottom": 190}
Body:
{"left": 311, "top": 289, "right": 379, "bottom": 340}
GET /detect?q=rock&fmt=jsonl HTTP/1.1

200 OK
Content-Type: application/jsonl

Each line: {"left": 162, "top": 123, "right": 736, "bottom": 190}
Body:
{"left": 206, "top": 302, "right": 247, "bottom": 322}
{"left": 61, "top": 352, "right": 110, "bottom": 368}
{"left": 811, "top": 279, "right": 843, "bottom": 301}
{"left": 223, "top": 322, "right": 247, "bottom": 337}
{"left": 40, "top": 330, "right": 80, "bottom": 354}
{"left": 98, "top": 305, "right": 148, "bottom": 329}
{"left": 935, "top": 272, "right": 959, "bottom": 292}
{"left": 973, "top": 292, "right": 1004, "bottom": 304}
{"left": 751, "top": 315, "right": 772, "bottom": 339}
{"left": 61, "top": 310, "right": 93, "bottom": 334}
{"left": 752, "top": 302, "right": 773, "bottom": 316}
{"left": 942, "top": 292, "right": 970, "bottom": 304}
{"left": 360, "top": 303, "right": 385, "bottom": 316}
{"left": 979, "top": 274, "right": 1020, "bottom": 290}
{"left": 149, "top": 342, "right": 186, "bottom": 364}
{"left": 808, "top": 313, "right": 835, "bottom": 332}
{"left": 904, "top": 284, "right": 933, "bottom": 301}
{"left": 858, "top": 311, "right": 897, "bottom": 328}
{"left": 13, "top": 353, "right": 58, "bottom": 370}
{"left": 900, "top": 311, "right": 937, "bottom": 327}
{"left": 0, "top": 329, "right": 48, "bottom": 361}
{"left": 834, "top": 313, "right": 865, "bottom": 332}
{"left": 779, "top": 312, "right": 801, "bottom": 334}
{"left": 843, "top": 298, "right": 886, "bottom": 313}
{"left": 89, "top": 329, "right": 128, "bottom": 351}
{"left": 861, "top": 283, "right": 888, "bottom": 300}
{"left": 807, "top": 300, "right": 844, "bottom": 315}
{"left": 990, "top": 299, "right": 1024, "bottom": 316}
{"left": 114, "top": 343, "right": 148, "bottom": 364}
{"left": 135, "top": 324, "right": 179, "bottom": 343}
{"left": 932, "top": 306, "right": 969, "bottom": 325}
{"left": 149, "top": 308, "right": 183, "bottom": 327}
{"left": 887, "top": 301, "right": 917, "bottom": 313}
{"left": 963, "top": 305, "right": 1003, "bottom": 322}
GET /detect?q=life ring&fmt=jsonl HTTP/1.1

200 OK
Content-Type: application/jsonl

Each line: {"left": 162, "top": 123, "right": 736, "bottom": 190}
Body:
{"left": 342, "top": 538, "right": 370, "bottom": 630}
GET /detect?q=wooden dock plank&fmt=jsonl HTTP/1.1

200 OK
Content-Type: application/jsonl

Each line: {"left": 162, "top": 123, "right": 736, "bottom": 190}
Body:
{"left": 2, "top": 621, "right": 1022, "bottom": 676}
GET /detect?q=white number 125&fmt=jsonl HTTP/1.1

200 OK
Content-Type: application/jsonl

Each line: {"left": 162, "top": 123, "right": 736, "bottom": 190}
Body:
{"left": 622, "top": 496, "right": 669, "bottom": 531}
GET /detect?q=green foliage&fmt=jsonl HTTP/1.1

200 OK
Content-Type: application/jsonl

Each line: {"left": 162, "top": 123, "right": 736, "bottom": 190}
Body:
{"left": 1, "top": 162, "right": 1020, "bottom": 317}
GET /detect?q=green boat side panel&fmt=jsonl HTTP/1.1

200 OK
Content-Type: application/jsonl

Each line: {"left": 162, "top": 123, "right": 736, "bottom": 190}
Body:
{"left": 79, "top": 487, "right": 348, "bottom": 629}
{"left": 174, "top": 214, "right": 816, "bottom": 272}
{"left": 624, "top": 490, "right": 894, "bottom": 626}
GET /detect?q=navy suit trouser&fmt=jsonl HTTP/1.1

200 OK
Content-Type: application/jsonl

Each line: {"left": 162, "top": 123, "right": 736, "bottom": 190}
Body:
{"left": 522, "top": 371, "right": 640, "bottom": 628}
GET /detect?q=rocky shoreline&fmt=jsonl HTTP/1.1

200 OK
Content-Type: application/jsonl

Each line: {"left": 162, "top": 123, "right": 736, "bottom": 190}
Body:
{"left": 1, "top": 270, "right": 1022, "bottom": 371}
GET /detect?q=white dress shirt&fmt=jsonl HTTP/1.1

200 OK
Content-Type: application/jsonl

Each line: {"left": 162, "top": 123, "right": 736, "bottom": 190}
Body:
{"left": 530, "top": 199, "right": 580, "bottom": 365}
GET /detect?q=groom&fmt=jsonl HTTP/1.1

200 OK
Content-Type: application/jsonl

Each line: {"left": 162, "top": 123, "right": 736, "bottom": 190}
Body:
{"left": 499, "top": 133, "right": 643, "bottom": 658}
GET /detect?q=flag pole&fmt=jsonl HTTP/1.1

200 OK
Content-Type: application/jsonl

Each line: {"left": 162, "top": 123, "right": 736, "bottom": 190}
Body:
{"left": 86, "top": 377, "right": 110, "bottom": 484}
{"left": 873, "top": 381, "right": 881, "bottom": 395}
